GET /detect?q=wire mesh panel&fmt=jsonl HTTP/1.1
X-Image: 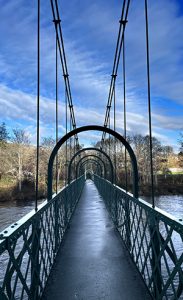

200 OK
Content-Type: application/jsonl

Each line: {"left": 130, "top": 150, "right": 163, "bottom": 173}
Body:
{"left": 0, "top": 175, "right": 85, "bottom": 300}
{"left": 94, "top": 175, "right": 183, "bottom": 300}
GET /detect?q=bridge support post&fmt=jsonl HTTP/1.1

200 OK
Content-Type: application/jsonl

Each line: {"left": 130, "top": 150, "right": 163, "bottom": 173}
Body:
{"left": 149, "top": 216, "right": 162, "bottom": 298}
{"left": 54, "top": 201, "right": 59, "bottom": 256}
{"left": 30, "top": 219, "right": 41, "bottom": 298}
{"left": 64, "top": 188, "right": 68, "bottom": 227}
{"left": 125, "top": 200, "right": 131, "bottom": 250}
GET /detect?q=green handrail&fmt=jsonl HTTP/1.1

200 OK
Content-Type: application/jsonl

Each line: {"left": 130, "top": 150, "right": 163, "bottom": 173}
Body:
{"left": 94, "top": 175, "right": 183, "bottom": 300}
{"left": 0, "top": 176, "right": 85, "bottom": 300}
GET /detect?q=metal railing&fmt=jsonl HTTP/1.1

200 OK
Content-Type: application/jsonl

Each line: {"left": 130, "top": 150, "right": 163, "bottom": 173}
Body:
{"left": 94, "top": 175, "right": 183, "bottom": 300}
{"left": 0, "top": 175, "right": 85, "bottom": 300}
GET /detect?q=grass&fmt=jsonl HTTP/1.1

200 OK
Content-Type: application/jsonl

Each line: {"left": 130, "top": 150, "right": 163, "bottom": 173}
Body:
{"left": 0, "top": 176, "right": 16, "bottom": 190}
{"left": 171, "top": 172, "right": 183, "bottom": 175}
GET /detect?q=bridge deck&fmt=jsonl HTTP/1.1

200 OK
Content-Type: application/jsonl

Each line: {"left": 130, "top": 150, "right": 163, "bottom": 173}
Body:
{"left": 43, "top": 180, "right": 151, "bottom": 300}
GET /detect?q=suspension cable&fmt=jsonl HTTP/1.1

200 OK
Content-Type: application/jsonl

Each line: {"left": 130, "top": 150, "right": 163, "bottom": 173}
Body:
{"left": 65, "top": 86, "right": 68, "bottom": 185}
{"left": 108, "top": 111, "right": 110, "bottom": 158}
{"left": 50, "top": 0, "right": 79, "bottom": 149}
{"left": 101, "top": 0, "right": 130, "bottom": 148}
{"left": 145, "top": 0, "right": 155, "bottom": 208}
{"left": 70, "top": 115, "right": 72, "bottom": 161}
{"left": 55, "top": 31, "right": 58, "bottom": 194}
{"left": 123, "top": 33, "right": 128, "bottom": 192}
{"left": 113, "top": 75, "right": 117, "bottom": 183}
{"left": 35, "top": 0, "right": 40, "bottom": 211}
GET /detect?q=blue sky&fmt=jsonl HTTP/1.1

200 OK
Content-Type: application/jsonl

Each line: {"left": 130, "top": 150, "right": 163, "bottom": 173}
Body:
{"left": 0, "top": 0, "right": 183, "bottom": 151}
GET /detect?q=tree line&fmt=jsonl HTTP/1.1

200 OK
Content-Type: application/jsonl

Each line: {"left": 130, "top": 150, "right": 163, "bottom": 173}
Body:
{"left": 0, "top": 122, "right": 70, "bottom": 200}
{"left": 0, "top": 122, "right": 182, "bottom": 200}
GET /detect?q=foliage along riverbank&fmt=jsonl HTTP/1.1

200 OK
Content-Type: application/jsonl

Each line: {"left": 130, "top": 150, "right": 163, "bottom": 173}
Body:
{"left": 0, "top": 180, "right": 46, "bottom": 202}
{"left": 0, "top": 177, "right": 66, "bottom": 202}
{"left": 0, "top": 175, "right": 183, "bottom": 203}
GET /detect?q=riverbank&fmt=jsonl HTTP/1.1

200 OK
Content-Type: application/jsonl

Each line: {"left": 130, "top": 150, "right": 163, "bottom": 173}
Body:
{"left": 0, "top": 181, "right": 46, "bottom": 202}
{"left": 0, "top": 177, "right": 183, "bottom": 202}
{"left": 139, "top": 183, "right": 183, "bottom": 196}
{"left": 117, "top": 182, "right": 183, "bottom": 197}
{"left": 118, "top": 173, "right": 183, "bottom": 196}
{"left": 0, "top": 178, "right": 65, "bottom": 202}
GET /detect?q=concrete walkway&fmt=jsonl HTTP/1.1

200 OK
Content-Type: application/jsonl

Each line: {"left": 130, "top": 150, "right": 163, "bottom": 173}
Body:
{"left": 43, "top": 180, "right": 151, "bottom": 300}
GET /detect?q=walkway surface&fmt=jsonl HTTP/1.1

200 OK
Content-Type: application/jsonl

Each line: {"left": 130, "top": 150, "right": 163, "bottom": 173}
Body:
{"left": 43, "top": 180, "right": 151, "bottom": 300}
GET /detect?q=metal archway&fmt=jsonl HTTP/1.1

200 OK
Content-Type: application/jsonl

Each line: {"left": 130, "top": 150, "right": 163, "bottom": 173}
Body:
{"left": 78, "top": 159, "right": 103, "bottom": 178}
{"left": 76, "top": 155, "right": 106, "bottom": 180}
{"left": 48, "top": 125, "right": 138, "bottom": 200}
{"left": 68, "top": 147, "right": 114, "bottom": 184}
{"left": 77, "top": 158, "right": 104, "bottom": 178}
{"left": 85, "top": 168, "right": 94, "bottom": 180}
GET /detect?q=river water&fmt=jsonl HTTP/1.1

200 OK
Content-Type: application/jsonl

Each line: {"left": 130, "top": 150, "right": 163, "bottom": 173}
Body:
{"left": 0, "top": 195, "right": 182, "bottom": 232}
{"left": 0, "top": 194, "right": 182, "bottom": 299}
{"left": 142, "top": 194, "right": 183, "bottom": 220}
{"left": 0, "top": 199, "right": 44, "bottom": 232}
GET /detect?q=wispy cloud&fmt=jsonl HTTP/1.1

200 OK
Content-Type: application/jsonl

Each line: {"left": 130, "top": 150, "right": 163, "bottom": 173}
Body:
{"left": 0, "top": 0, "right": 182, "bottom": 151}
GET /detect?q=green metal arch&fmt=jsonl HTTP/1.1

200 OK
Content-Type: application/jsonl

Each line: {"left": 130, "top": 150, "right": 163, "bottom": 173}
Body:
{"left": 76, "top": 155, "right": 106, "bottom": 179}
{"left": 48, "top": 125, "right": 138, "bottom": 200}
{"left": 68, "top": 147, "right": 114, "bottom": 184}
{"left": 78, "top": 159, "right": 103, "bottom": 178}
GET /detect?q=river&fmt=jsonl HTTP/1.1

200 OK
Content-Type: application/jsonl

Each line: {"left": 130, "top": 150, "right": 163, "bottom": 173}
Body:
{"left": 0, "top": 199, "right": 45, "bottom": 232}
{"left": 0, "top": 194, "right": 182, "bottom": 298}
{"left": 0, "top": 195, "right": 182, "bottom": 232}
{"left": 142, "top": 194, "right": 183, "bottom": 220}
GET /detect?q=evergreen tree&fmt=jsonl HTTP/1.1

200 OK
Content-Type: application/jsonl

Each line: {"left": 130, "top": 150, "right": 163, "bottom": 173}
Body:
{"left": 0, "top": 122, "right": 9, "bottom": 143}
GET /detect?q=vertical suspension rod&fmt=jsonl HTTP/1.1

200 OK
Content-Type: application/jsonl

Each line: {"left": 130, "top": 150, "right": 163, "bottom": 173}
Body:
{"left": 145, "top": 0, "right": 155, "bottom": 208}
{"left": 101, "top": 0, "right": 131, "bottom": 147}
{"left": 55, "top": 33, "right": 58, "bottom": 193}
{"left": 35, "top": 0, "right": 40, "bottom": 211}
{"left": 65, "top": 87, "right": 68, "bottom": 185}
{"left": 113, "top": 75, "right": 117, "bottom": 183}
{"left": 50, "top": 0, "right": 79, "bottom": 149}
{"left": 70, "top": 116, "right": 72, "bottom": 161}
{"left": 123, "top": 34, "right": 128, "bottom": 192}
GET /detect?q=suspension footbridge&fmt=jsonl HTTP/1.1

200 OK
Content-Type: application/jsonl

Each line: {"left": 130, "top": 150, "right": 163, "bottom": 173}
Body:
{"left": 0, "top": 0, "right": 182, "bottom": 299}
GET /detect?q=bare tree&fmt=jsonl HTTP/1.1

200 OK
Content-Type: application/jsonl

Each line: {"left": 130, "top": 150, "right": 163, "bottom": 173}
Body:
{"left": 11, "top": 128, "right": 30, "bottom": 192}
{"left": 178, "top": 133, "right": 183, "bottom": 168}
{"left": 0, "top": 122, "right": 10, "bottom": 179}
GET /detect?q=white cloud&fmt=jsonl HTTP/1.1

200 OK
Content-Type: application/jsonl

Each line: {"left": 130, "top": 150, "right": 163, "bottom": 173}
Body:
{"left": 0, "top": 0, "right": 182, "bottom": 151}
{"left": 125, "top": 0, "right": 183, "bottom": 103}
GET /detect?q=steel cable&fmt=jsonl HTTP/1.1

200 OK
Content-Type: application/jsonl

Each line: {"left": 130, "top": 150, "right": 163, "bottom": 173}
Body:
{"left": 50, "top": 0, "right": 79, "bottom": 149}
{"left": 101, "top": 0, "right": 130, "bottom": 147}
{"left": 123, "top": 34, "right": 128, "bottom": 192}
{"left": 145, "top": 0, "right": 155, "bottom": 208}
{"left": 35, "top": 0, "right": 40, "bottom": 211}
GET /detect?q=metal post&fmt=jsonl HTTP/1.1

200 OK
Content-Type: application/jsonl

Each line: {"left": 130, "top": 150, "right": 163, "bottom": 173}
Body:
{"left": 149, "top": 216, "right": 162, "bottom": 297}
{"left": 31, "top": 220, "right": 40, "bottom": 298}
{"left": 125, "top": 200, "right": 131, "bottom": 250}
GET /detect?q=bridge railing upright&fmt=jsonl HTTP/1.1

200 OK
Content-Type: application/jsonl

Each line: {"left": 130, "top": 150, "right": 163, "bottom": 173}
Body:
{"left": 94, "top": 175, "right": 183, "bottom": 300}
{"left": 0, "top": 175, "right": 85, "bottom": 300}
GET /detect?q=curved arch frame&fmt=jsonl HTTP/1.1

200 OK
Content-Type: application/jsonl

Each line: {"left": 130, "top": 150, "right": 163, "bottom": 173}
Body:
{"left": 48, "top": 125, "right": 138, "bottom": 200}
{"left": 76, "top": 155, "right": 106, "bottom": 179}
{"left": 85, "top": 169, "right": 94, "bottom": 180}
{"left": 68, "top": 147, "right": 114, "bottom": 184}
{"left": 78, "top": 159, "right": 103, "bottom": 178}
{"left": 77, "top": 157, "right": 104, "bottom": 178}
